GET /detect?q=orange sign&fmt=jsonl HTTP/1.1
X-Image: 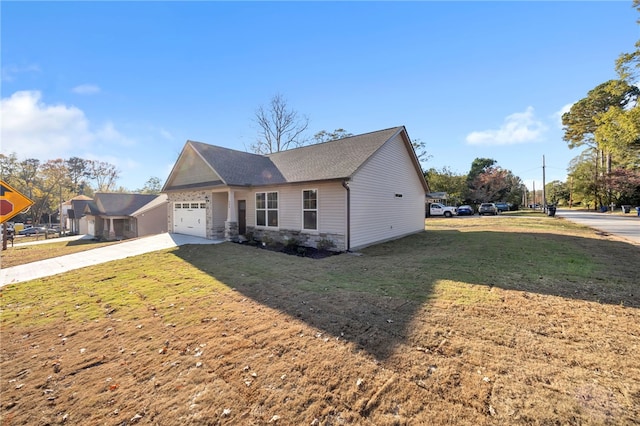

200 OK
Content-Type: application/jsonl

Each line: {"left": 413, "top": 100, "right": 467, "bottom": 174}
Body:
{"left": 0, "top": 180, "right": 34, "bottom": 224}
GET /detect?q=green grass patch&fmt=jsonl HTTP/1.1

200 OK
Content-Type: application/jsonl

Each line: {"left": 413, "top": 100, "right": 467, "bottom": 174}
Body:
{"left": 2, "top": 216, "right": 638, "bottom": 330}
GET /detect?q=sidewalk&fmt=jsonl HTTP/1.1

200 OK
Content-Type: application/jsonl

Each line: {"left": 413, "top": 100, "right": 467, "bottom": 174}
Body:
{"left": 1, "top": 233, "right": 223, "bottom": 287}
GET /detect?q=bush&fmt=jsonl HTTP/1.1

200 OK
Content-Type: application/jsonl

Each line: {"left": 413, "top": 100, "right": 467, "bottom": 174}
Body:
{"left": 317, "top": 238, "right": 336, "bottom": 251}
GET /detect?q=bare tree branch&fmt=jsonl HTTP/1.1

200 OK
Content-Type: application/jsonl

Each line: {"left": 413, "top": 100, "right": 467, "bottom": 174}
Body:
{"left": 251, "top": 94, "right": 309, "bottom": 154}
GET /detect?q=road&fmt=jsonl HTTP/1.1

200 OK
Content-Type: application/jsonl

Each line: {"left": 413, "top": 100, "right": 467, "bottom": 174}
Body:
{"left": 556, "top": 208, "right": 640, "bottom": 245}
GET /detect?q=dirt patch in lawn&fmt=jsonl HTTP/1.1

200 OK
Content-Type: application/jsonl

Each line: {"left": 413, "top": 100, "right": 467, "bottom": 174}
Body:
{"left": 2, "top": 217, "right": 640, "bottom": 425}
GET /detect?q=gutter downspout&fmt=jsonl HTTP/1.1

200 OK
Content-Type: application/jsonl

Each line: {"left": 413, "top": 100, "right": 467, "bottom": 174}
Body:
{"left": 342, "top": 180, "right": 350, "bottom": 251}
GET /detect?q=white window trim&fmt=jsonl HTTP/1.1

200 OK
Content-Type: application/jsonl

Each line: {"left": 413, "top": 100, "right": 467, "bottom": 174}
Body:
{"left": 302, "top": 189, "right": 318, "bottom": 232}
{"left": 255, "top": 191, "right": 279, "bottom": 228}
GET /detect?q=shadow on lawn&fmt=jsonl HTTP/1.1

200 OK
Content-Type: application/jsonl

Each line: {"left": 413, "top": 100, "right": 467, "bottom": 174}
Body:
{"left": 172, "top": 230, "right": 640, "bottom": 360}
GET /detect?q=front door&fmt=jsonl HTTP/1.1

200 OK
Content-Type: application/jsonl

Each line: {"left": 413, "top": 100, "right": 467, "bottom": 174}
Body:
{"left": 238, "top": 200, "right": 246, "bottom": 236}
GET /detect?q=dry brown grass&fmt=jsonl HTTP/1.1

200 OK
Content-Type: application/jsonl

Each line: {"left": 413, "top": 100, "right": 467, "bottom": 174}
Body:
{"left": 1, "top": 215, "right": 639, "bottom": 425}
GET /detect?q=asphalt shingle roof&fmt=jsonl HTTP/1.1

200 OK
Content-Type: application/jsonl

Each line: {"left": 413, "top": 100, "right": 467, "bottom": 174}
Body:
{"left": 184, "top": 126, "right": 405, "bottom": 187}
{"left": 91, "top": 193, "right": 161, "bottom": 216}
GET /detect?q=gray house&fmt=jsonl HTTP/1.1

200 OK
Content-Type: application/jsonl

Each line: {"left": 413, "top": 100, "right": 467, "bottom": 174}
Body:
{"left": 83, "top": 193, "right": 168, "bottom": 240}
{"left": 162, "top": 126, "right": 429, "bottom": 251}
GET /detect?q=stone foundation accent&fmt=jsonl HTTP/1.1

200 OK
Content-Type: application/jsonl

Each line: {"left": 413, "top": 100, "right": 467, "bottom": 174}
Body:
{"left": 225, "top": 221, "right": 239, "bottom": 242}
{"left": 246, "top": 227, "right": 345, "bottom": 252}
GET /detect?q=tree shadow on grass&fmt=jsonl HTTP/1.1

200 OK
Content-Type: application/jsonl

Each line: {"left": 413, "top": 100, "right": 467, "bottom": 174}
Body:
{"left": 172, "top": 230, "right": 640, "bottom": 361}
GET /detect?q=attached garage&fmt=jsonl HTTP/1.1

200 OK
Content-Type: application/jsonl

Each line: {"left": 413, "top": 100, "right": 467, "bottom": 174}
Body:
{"left": 173, "top": 202, "right": 207, "bottom": 238}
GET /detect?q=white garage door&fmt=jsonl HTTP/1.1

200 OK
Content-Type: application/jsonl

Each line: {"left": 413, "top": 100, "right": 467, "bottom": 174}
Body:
{"left": 173, "top": 202, "right": 207, "bottom": 238}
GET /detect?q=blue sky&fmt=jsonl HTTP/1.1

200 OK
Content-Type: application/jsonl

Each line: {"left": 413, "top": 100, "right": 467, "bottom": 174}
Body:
{"left": 2, "top": 1, "right": 638, "bottom": 192}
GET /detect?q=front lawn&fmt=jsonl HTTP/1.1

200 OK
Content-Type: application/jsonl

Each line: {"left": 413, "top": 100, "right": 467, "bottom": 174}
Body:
{"left": 1, "top": 216, "right": 639, "bottom": 425}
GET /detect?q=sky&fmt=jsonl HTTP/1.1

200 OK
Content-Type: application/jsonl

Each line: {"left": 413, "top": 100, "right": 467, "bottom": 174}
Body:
{"left": 1, "top": 1, "right": 639, "bottom": 193}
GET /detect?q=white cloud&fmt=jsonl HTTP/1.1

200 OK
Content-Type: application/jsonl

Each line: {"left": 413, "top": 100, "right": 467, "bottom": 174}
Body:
{"left": 466, "top": 106, "right": 547, "bottom": 146}
{"left": 72, "top": 84, "right": 101, "bottom": 95}
{"left": 0, "top": 90, "right": 136, "bottom": 160}
{"left": 554, "top": 103, "right": 573, "bottom": 128}
{"left": 96, "top": 121, "right": 136, "bottom": 147}
{"left": 1, "top": 64, "right": 40, "bottom": 82}
{"left": 1, "top": 91, "right": 94, "bottom": 158}
{"left": 159, "top": 128, "right": 173, "bottom": 140}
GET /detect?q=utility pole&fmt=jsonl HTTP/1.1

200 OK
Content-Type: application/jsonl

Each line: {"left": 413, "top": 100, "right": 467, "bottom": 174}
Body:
{"left": 542, "top": 155, "right": 546, "bottom": 214}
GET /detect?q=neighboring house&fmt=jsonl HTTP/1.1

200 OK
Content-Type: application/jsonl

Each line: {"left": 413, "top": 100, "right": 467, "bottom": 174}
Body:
{"left": 162, "top": 126, "right": 429, "bottom": 251}
{"left": 426, "top": 192, "right": 449, "bottom": 204}
{"left": 66, "top": 195, "right": 93, "bottom": 234}
{"left": 83, "top": 193, "right": 168, "bottom": 240}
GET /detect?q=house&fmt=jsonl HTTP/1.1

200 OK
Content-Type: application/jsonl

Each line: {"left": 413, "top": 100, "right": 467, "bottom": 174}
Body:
{"left": 66, "top": 195, "right": 93, "bottom": 234}
{"left": 426, "top": 192, "right": 449, "bottom": 204}
{"left": 83, "top": 193, "right": 168, "bottom": 240}
{"left": 161, "top": 126, "right": 429, "bottom": 251}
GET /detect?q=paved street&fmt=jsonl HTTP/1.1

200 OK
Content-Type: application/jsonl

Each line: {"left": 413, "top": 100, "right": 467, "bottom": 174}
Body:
{"left": 556, "top": 208, "right": 640, "bottom": 245}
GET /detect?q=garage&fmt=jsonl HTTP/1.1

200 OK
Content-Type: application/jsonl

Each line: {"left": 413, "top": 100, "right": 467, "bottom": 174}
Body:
{"left": 173, "top": 202, "right": 207, "bottom": 238}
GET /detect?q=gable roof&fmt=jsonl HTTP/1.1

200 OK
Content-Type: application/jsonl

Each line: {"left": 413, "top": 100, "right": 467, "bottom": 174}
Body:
{"left": 130, "top": 194, "right": 168, "bottom": 217}
{"left": 69, "top": 198, "right": 94, "bottom": 219}
{"left": 163, "top": 126, "right": 427, "bottom": 191}
{"left": 84, "top": 193, "right": 162, "bottom": 217}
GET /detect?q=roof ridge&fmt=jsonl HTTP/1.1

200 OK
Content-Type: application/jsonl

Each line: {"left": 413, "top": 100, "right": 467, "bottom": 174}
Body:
{"left": 188, "top": 140, "right": 263, "bottom": 157}
{"left": 266, "top": 126, "right": 404, "bottom": 157}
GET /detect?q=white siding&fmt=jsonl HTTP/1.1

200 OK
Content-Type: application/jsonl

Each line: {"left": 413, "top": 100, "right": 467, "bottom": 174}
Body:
{"left": 349, "top": 133, "right": 426, "bottom": 250}
{"left": 247, "top": 181, "right": 346, "bottom": 235}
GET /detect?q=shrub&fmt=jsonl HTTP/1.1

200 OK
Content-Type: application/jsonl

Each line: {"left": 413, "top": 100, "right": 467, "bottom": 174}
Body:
{"left": 317, "top": 238, "right": 336, "bottom": 251}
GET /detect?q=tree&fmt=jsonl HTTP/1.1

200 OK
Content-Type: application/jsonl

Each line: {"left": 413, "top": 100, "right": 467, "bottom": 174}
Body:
{"left": 0, "top": 153, "right": 19, "bottom": 182}
{"left": 138, "top": 177, "right": 162, "bottom": 194}
{"left": 313, "top": 129, "right": 353, "bottom": 143}
{"left": 411, "top": 138, "right": 432, "bottom": 168}
{"left": 464, "top": 158, "right": 524, "bottom": 205}
{"left": 561, "top": 80, "right": 640, "bottom": 207}
{"left": 88, "top": 160, "right": 120, "bottom": 192}
{"left": 466, "top": 158, "right": 496, "bottom": 188}
{"left": 604, "top": 168, "right": 640, "bottom": 206}
{"left": 251, "top": 94, "right": 309, "bottom": 154}
{"left": 65, "top": 157, "right": 92, "bottom": 194}
{"left": 615, "top": 0, "right": 640, "bottom": 82}
{"left": 567, "top": 150, "right": 599, "bottom": 209}
{"left": 545, "top": 180, "right": 570, "bottom": 206}
{"left": 424, "top": 167, "right": 466, "bottom": 205}
{"left": 561, "top": 80, "right": 639, "bottom": 151}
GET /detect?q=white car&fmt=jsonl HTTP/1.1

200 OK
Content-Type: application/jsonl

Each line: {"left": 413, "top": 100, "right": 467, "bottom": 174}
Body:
{"left": 429, "top": 203, "right": 457, "bottom": 218}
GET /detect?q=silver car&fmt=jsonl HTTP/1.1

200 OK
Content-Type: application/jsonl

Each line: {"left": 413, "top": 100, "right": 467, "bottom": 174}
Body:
{"left": 478, "top": 203, "right": 498, "bottom": 216}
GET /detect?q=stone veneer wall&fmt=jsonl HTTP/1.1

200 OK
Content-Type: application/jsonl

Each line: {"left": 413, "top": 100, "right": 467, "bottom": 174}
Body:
{"left": 246, "top": 226, "right": 345, "bottom": 252}
{"left": 166, "top": 191, "right": 213, "bottom": 239}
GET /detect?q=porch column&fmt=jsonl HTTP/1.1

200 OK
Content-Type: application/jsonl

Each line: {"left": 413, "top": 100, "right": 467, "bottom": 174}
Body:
{"left": 103, "top": 218, "right": 108, "bottom": 238}
{"left": 109, "top": 218, "right": 115, "bottom": 239}
{"left": 224, "top": 190, "right": 239, "bottom": 241}
{"left": 227, "top": 190, "right": 237, "bottom": 221}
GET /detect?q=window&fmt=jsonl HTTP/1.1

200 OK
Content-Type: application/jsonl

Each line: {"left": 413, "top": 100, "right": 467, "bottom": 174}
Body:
{"left": 256, "top": 192, "right": 278, "bottom": 227}
{"left": 303, "top": 189, "right": 317, "bottom": 230}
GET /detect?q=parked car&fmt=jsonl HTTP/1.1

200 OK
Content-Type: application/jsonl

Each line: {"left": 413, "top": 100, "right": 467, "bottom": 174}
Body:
{"left": 478, "top": 203, "right": 498, "bottom": 216}
{"left": 1, "top": 223, "right": 15, "bottom": 235}
{"left": 457, "top": 205, "right": 474, "bottom": 216}
{"left": 495, "top": 202, "right": 510, "bottom": 212}
{"left": 18, "top": 226, "right": 50, "bottom": 236}
{"left": 429, "top": 203, "right": 458, "bottom": 218}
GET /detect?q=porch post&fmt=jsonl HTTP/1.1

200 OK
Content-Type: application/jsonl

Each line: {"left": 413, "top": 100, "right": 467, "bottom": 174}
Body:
{"left": 109, "top": 217, "right": 115, "bottom": 239}
{"left": 224, "top": 190, "right": 239, "bottom": 241}
{"left": 227, "top": 190, "right": 236, "bottom": 222}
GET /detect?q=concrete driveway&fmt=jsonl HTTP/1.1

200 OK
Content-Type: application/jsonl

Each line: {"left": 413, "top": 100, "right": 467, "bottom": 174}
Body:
{"left": 0, "top": 233, "right": 222, "bottom": 287}
{"left": 556, "top": 208, "right": 640, "bottom": 245}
